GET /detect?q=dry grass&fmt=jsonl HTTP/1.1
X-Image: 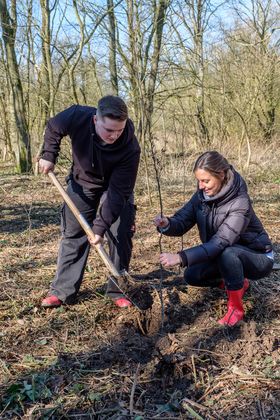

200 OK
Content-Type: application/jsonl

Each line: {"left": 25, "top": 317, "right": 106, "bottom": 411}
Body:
{"left": 0, "top": 165, "right": 279, "bottom": 419}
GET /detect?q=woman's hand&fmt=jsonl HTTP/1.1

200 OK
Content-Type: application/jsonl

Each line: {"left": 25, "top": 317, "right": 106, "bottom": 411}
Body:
{"left": 154, "top": 214, "right": 169, "bottom": 228}
{"left": 160, "top": 253, "right": 181, "bottom": 267}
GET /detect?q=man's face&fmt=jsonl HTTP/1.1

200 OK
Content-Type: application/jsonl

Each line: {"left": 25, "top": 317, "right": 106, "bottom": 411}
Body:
{"left": 94, "top": 115, "right": 126, "bottom": 144}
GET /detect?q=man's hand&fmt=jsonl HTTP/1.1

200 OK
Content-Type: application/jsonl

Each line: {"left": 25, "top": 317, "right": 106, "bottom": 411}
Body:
{"left": 160, "top": 252, "right": 181, "bottom": 267}
{"left": 38, "top": 158, "right": 55, "bottom": 174}
{"left": 154, "top": 214, "right": 169, "bottom": 228}
{"left": 88, "top": 233, "right": 104, "bottom": 246}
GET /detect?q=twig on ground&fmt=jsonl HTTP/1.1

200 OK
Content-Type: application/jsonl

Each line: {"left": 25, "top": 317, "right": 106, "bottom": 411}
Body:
{"left": 180, "top": 398, "right": 205, "bottom": 420}
{"left": 129, "top": 363, "right": 140, "bottom": 416}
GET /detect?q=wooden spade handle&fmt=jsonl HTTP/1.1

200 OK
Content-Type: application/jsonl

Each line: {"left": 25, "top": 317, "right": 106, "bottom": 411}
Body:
{"left": 48, "top": 171, "right": 120, "bottom": 277}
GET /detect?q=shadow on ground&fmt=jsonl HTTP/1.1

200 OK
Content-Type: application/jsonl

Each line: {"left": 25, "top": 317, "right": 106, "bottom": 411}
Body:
{"left": 0, "top": 203, "right": 60, "bottom": 234}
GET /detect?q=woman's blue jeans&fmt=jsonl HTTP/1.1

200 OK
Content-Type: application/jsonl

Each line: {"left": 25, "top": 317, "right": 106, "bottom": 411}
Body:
{"left": 184, "top": 245, "right": 273, "bottom": 291}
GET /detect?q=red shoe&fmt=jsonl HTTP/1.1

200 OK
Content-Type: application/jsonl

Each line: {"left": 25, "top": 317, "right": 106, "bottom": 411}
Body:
{"left": 114, "top": 297, "right": 132, "bottom": 308}
{"left": 218, "top": 288, "right": 244, "bottom": 326}
{"left": 243, "top": 278, "right": 249, "bottom": 296}
{"left": 41, "top": 295, "right": 62, "bottom": 308}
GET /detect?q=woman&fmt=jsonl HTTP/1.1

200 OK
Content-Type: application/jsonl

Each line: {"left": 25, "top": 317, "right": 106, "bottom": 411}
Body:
{"left": 154, "top": 151, "right": 273, "bottom": 326}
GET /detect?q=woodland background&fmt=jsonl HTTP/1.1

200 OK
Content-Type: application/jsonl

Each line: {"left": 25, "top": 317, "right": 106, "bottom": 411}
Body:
{"left": 0, "top": 0, "right": 279, "bottom": 182}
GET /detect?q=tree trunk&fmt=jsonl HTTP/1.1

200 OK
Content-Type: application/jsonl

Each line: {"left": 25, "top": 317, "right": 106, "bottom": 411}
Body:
{"left": 190, "top": 0, "right": 210, "bottom": 145}
{"left": 40, "top": 0, "right": 54, "bottom": 122}
{"left": 0, "top": 0, "right": 32, "bottom": 173}
{"left": 107, "top": 0, "right": 118, "bottom": 95}
{"left": 0, "top": 91, "right": 13, "bottom": 161}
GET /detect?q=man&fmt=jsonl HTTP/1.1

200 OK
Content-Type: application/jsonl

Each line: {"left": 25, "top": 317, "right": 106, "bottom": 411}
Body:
{"left": 39, "top": 96, "right": 140, "bottom": 308}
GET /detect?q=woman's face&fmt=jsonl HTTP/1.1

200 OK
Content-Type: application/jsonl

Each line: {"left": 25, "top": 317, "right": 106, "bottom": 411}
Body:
{"left": 195, "top": 168, "right": 224, "bottom": 196}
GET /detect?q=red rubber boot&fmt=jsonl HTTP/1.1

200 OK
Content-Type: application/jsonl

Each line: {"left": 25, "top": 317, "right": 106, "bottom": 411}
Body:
{"left": 219, "top": 278, "right": 249, "bottom": 293}
{"left": 218, "top": 288, "right": 244, "bottom": 326}
{"left": 243, "top": 278, "right": 249, "bottom": 296}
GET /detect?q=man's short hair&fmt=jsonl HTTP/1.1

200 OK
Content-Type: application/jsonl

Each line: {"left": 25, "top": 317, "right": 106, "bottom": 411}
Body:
{"left": 97, "top": 96, "right": 128, "bottom": 121}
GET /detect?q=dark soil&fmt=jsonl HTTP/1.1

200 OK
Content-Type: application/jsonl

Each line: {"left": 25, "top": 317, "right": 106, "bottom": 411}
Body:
{"left": 0, "top": 174, "right": 279, "bottom": 419}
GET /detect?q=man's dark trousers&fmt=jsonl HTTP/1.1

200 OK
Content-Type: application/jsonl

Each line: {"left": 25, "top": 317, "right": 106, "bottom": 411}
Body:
{"left": 50, "top": 177, "right": 136, "bottom": 302}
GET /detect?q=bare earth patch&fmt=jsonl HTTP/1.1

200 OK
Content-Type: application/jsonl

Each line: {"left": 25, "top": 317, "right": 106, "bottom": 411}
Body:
{"left": 0, "top": 174, "right": 279, "bottom": 419}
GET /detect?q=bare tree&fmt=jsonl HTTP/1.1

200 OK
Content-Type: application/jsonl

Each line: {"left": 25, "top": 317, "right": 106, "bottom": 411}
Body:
{"left": 114, "top": 0, "right": 169, "bottom": 200}
{"left": 107, "top": 0, "right": 119, "bottom": 94}
{"left": 215, "top": 0, "right": 280, "bottom": 167}
{"left": 170, "top": 0, "right": 224, "bottom": 147}
{"left": 246, "top": 0, "right": 279, "bottom": 140}
{"left": 0, "top": 0, "right": 32, "bottom": 172}
{"left": 40, "top": 0, "right": 55, "bottom": 120}
{"left": 0, "top": 40, "right": 13, "bottom": 162}
{"left": 114, "top": 1, "right": 169, "bottom": 140}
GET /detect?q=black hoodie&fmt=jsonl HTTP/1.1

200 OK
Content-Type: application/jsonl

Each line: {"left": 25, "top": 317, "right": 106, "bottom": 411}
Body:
{"left": 41, "top": 105, "right": 141, "bottom": 236}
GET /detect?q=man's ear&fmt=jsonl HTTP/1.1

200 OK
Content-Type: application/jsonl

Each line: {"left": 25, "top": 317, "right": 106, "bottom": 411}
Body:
{"left": 93, "top": 115, "right": 97, "bottom": 124}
